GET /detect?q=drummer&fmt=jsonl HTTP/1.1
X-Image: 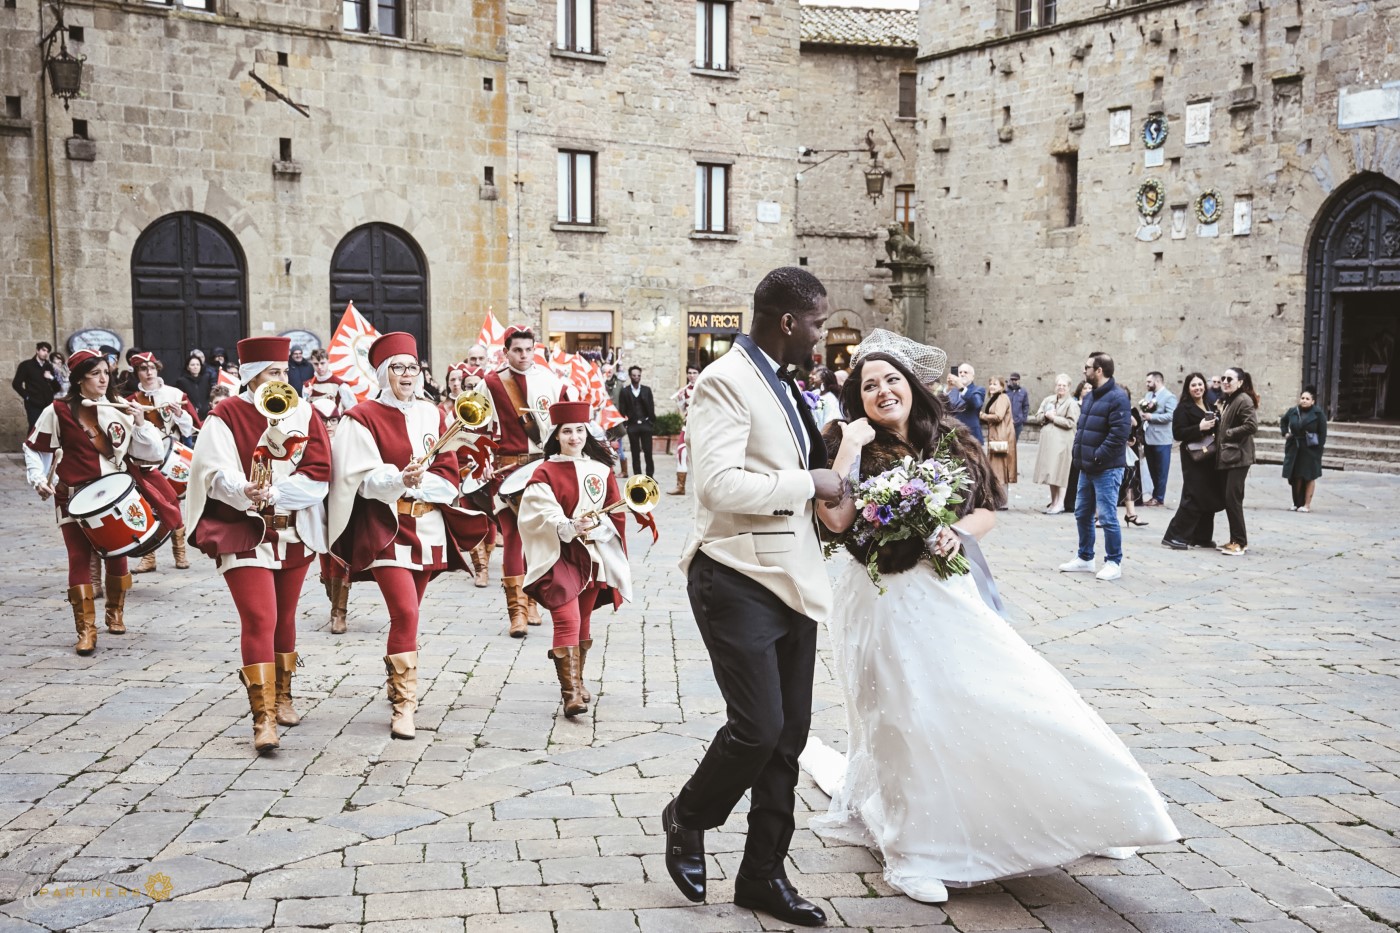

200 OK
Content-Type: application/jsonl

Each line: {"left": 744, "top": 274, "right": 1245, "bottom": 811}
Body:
{"left": 328, "top": 332, "right": 490, "bottom": 740}
{"left": 128, "top": 350, "right": 201, "bottom": 574}
{"left": 517, "top": 401, "right": 632, "bottom": 719}
{"left": 481, "top": 325, "right": 570, "bottom": 637}
{"left": 22, "top": 348, "right": 183, "bottom": 655}
{"left": 185, "top": 336, "right": 332, "bottom": 754}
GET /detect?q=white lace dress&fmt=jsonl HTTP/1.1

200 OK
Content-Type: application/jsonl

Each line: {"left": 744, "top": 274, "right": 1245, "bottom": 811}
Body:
{"left": 808, "top": 554, "right": 1180, "bottom": 903}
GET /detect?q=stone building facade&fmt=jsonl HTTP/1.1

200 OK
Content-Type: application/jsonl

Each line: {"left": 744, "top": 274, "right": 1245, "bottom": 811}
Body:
{"left": 1, "top": 0, "right": 507, "bottom": 442}
{"left": 916, "top": 0, "right": 1400, "bottom": 420}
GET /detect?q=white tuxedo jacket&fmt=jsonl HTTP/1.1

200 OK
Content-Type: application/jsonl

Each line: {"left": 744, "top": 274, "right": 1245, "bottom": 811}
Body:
{"left": 678, "top": 338, "right": 832, "bottom": 623}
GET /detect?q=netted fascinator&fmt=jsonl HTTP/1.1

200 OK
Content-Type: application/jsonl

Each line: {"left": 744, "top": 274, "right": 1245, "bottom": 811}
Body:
{"left": 849, "top": 329, "right": 948, "bottom": 387}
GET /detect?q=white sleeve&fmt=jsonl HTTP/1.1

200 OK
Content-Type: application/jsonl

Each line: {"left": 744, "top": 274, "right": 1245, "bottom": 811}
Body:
{"left": 415, "top": 472, "right": 458, "bottom": 505}
{"left": 520, "top": 485, "right": 577, "bottom": 542}
{"left": 268, "top": 474, "right": 328, "bottom": 511}
{"left": 23, "top": 446, "right": 51, "bottom": 487}
{"left": 210, "top": 470, "right": 255, "bottom": 511}
{"left": 128, "top": 422, "right": 167, "bottom": 462}
{"left": 588, "top": 516, "right": 616, "bottom": 543}
{"left": 169, "top": 407, "right": 194, "bottom": 437}
{"left": 359, "top": 465, "right": 408, "bottom": 503}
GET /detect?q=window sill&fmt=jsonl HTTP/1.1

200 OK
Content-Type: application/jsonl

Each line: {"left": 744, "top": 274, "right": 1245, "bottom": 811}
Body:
{"left": 551, "top": 222, "right": 608, "bottom": 234}
{"left": 0, "top": 117, "right": 34, "bottom": 138}
{"left": 895, "top": 115, "right": 918, "bottom": 122}
{"left": 552, "top": 47, "right": 607, "bottom": 64}
{"left": 690, "top": 232, "right": 739, "bottom": 241}
{"left": 691, "top": 67, "right": 739, "bottom": 80}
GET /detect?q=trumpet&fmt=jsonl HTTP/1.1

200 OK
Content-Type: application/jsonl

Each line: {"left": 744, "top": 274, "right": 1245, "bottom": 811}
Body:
{"left": 253, "top": 381, "right": 300, "bottom": 425}
{"left": 414, "top": 389, "right": 493, "bottom": 467}
{"left": 586, "top": 475, "right": 660, "bottom": 519}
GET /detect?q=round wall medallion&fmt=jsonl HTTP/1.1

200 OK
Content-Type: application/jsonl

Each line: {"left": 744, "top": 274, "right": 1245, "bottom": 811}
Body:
{"left": 281, "top": 329, "right": 323, "bottom": 352}
{"left": 1142, "top": 115, "right": 1168, "bottom": 150}
{"left": 68, "top": 328, "right": 124, "bottom": 357}
{"left": 1136, "top": 179, "right": 1166, "bottom": 219}
{"left": 1195, "top": 189, "right": 1222, "bottom": 225}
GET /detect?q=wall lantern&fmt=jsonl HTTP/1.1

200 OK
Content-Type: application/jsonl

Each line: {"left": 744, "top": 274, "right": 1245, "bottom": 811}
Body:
{"left": 41, "top": 3, "right": 85, "bottom": 111}
{"left": 797, "top": 129, "right": 893, "bottom": 202}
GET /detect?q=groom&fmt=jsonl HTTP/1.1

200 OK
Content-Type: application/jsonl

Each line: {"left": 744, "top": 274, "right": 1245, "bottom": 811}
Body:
{"left": 664, "top": 267, "right": 842, "bottom": 927}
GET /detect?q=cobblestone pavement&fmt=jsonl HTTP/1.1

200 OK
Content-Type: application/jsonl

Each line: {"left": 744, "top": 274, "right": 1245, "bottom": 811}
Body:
{"left": 0, "top": 449, "right": 1398, "bottom": 933}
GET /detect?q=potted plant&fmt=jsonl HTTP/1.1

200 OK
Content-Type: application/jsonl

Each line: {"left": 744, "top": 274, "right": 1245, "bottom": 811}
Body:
{"left": 652, "top": 412, "right": 685, "bottom": 455}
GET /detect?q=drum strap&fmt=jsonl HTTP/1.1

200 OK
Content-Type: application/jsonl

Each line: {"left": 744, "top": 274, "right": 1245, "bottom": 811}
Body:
{"left": 501, "top": 371, "right": 541, "bottom": 446}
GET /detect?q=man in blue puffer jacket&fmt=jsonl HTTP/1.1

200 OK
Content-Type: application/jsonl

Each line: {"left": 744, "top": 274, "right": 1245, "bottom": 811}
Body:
{"left": 1059, "top": 351, "right": 1131, "bottom": 581}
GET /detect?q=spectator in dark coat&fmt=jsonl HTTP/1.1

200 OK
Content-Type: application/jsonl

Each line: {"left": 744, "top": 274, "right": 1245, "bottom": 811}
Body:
{"left": 12, "top": 342, "right": 58, "bottom": 429}
{"left": 174, "top": 353, "right": 213, "bottom": 419}
{"left": 617, "top": 365, "right": 656, "bottom": 477}
{"left": 287, "top": 347, "right": 315, "bottom": 393}
{"left": 1006, "top": 372, "right": 1031, "bottom": 440}
{"left": 1059, "top": 352, "right": 1130, "bottom": 581}
{"left": 1162, "top": 373, "right": 1223, "bottom": 549}
{"left": 1214, "top": 367, "right": 1259, "bottom": 556}
{"left": 945, "top": 363, "right": 986, "bottom": 442}
{"left": 1281, "top": 386, "right": 1327, "bottom": 512}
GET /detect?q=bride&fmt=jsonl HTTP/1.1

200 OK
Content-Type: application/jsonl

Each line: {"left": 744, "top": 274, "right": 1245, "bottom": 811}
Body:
{"left": 810, "top": 331, "right": 1179, "bottom": 904}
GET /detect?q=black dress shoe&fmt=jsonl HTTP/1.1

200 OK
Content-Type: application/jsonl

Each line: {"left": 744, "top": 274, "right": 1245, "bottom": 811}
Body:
{"left": 1161, "top": 536, "right": 1189, "bottom": 550}
{"left": 734, "top": 875, "right": 827, "bottom": 927}
{"left": 662, "top": 800, "right": 705, "bottom": 902}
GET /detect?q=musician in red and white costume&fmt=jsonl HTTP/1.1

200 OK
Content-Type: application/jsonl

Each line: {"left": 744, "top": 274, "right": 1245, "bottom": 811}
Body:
{"left": 482, "top": 325, "right": 569, "bottom": 637}
{"left": 328, "top": 332, "right": 490, "bottom": 740}
{"left": 128, "top": 351, "right": 202, "bottom": 573}
{"left": 518, "top": 402, "right": 632, "bottom": 719}
{"left": 303, "top": 348, "right": 358, "bottom": 420}
{"left": 455, "top": 363, "right": 498, "bottom": 588}
{"left": 185, "top": 336, "right": 332, "bottom": 754}
{"left": 22, "top": 349, "right": 180, "bottom": 655}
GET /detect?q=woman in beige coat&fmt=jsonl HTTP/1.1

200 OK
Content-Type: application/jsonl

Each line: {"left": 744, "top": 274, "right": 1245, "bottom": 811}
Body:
{"left": 979, "top": 375, "right": 1017, "bottom": 499}
{"left": 1032, "top": 374, "right": 1079, "bottom": 514}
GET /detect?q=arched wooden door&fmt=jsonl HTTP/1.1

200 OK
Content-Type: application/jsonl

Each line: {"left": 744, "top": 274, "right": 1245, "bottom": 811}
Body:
{"left": 1305, "top": 173, "right": 1400, "bottom": 420}
{"left": 329, "top": 224, "right": 430, "bottom": 357}
{"left": 131, "top": 212, "right": 247, "bottom": 370}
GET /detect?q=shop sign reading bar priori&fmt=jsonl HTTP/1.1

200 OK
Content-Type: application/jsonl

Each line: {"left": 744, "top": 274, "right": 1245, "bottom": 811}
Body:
{"left": 688, "top": 312, "right": 742, "bottom": 333}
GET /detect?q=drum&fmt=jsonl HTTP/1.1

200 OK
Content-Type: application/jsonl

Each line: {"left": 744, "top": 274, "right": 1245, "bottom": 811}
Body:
{"left": 160, "top": 437, "right": 195, "bottom": 498}
{"left": 459, "top": 467, "right": 487, "bottom": 496}
{"left": 496, "top": 460, "right": 541, "bottom": 513}
{"left": 67, "top": 473, "right": 172, "bottom": 559}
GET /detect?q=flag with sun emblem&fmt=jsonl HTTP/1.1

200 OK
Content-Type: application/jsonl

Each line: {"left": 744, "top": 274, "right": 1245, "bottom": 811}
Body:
{"left": 327, "top": 301, "right": 381, "bottom": 402}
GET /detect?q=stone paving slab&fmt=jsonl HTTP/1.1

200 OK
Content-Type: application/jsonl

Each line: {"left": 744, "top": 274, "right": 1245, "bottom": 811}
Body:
{"left": 0, "top": 457, "right": 1398, "bottom": 931}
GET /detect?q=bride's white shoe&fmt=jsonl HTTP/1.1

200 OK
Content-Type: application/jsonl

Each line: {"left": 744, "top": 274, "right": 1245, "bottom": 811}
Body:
{"left": 891, "top": 876, "right": 949, "bottom": 904}
{"left": 1095, "top": 846, "right": 1138, "bottom": 860}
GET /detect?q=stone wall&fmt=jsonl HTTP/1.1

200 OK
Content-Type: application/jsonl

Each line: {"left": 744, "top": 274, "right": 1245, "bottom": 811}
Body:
{"left": 916, "top": 0, "right": 1400, "bottom": 415}
{"left": 0, "top": 0, "right": 506, "bottom": 442}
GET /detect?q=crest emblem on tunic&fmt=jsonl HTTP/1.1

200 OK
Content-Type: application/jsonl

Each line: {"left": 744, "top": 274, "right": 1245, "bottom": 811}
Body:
{"left": 536, "top": 394, "right": 551, "bottom": 415}
{"left": 107, "top": 422, "right": 127, "bottom": 450}
{"left": 583, "top": 473, "right": 605, "bottom": 504}
{"left": 423, "top": 434, "right": 437, "bottom": 455}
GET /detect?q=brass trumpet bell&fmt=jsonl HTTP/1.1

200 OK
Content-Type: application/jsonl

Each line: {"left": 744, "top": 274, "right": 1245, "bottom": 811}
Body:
{"left": 620, "top": 475, "right": 660, "bottom": 515}
{"left": 453, "top": 389, "right": 492, "bottom": 429}
{"left": 254, "top": 381, "right": 300, "bottom": 423}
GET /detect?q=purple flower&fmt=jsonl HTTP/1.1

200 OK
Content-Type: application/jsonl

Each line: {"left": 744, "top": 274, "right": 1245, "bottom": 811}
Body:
{"left": 876, "top": 504, "right": 895, "bottom": 524}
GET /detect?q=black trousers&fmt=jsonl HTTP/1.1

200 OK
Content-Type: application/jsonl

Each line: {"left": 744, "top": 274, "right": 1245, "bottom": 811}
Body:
{"left": 1164, "top": 455, "right": 1222, "bottom": 545}
{"left": 1222, "top": 466, "right": 1250, "bottom": 546}
{"left": 675, "top": 552, "right": 817, "bottom": 880}
{"left": 628, "top": 429, "right": 654, "bottom": 477}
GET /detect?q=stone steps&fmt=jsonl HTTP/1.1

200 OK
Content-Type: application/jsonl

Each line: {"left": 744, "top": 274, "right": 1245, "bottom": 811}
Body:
{"left": 1253, "top": 422, "right": 1400, "bottom": 473}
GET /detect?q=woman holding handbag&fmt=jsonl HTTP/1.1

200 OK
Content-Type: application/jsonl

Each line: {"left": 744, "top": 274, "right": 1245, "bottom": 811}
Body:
{"left": 1162, "top": 373, "right": 1221, "bottom": 549}
{"left": 1214, "top": 367, "right": 1259, "bottom": 556}
{"left": 979, "top": 375, "right": 1017, "bottom": 499}
{"left": 1280, "top": 387, "right": 1326, "bottom": 512}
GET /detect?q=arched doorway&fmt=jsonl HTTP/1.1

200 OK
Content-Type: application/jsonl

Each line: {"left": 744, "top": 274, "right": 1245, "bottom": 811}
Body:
{"left": 330, "top": 224, "right": 430, "bottom": 357}
{"left": 1305, "top": 172, "right": 1400, "bottom": 420}
{"left": 131, "top": 212, "right": 247, "bottom": 370}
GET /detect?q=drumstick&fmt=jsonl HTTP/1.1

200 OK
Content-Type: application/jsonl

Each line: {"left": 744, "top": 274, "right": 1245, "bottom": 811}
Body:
{"left": 82, "top": 397, "right": 156, "bottom": 413}
{"left": 46, "top": 448, "right": 63, "bottom": 489}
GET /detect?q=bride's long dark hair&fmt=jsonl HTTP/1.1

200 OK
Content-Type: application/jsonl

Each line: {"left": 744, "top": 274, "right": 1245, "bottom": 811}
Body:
{"left": 837, "top": 351, "right": 1005, "bottom": 515}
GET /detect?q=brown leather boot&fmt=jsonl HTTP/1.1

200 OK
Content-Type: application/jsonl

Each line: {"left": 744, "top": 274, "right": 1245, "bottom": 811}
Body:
{"left": 171, "top": 528, "right": 190, "bottom": 569}
{"left": 132, "top": 551, "right": 157, "bottom": 574}
{"left": 239, "top": 663, "right": 279, "bottom": 753}
{"left": 471, "top": 543, "right": 490, "bottom": 588}
{"left": 104, "top": 574, "right": 132, "bottom": 634}
{"left": 89, "top": 552, "right": 104, "bottom": 599}
{"left": 274, "top": 652, "right": 301, "bottom": 726}
{"left": 526, "top": 596, "right": 543, "bottom": 627}
{"left": 669, "top": 473, "right": 687, "bottom": 496}
{"left": 328, "top": 578, "right": 348, "bottom": 635}
{"left": 384, "top": 652, "right": 419, "bottom": 739}
{"left": 548, "top": 646, "right": 588, "bottom": 718}
{"left": 578, "top": 637, "right": 593, "bottom": 705}
{"left": 503, "top": 576, "right": 528, "bottom": 638}
{"left": 68, "top": 584, "right": 97, "bottom": 655}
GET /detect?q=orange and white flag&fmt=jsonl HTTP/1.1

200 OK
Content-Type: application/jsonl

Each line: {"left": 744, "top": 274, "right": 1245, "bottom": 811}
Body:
{"left": 475, "top": 309, "right": 507, "bottom": 353}
{"left": 327, "top": 301, "right": 381, "bottom": 401}
{"left": 217, "top": 369, "right": 239, "bottom": 391}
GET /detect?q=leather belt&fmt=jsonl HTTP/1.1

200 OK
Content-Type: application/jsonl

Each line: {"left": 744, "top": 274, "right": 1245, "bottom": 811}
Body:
{"left": 396, "top": 498, "right": 436, "bottom": 518}
{"left": 497, "top": 453, "right": 541, "bottom": 468}
{"left": 262, "top": 513, "right": 292, "bottom": 531}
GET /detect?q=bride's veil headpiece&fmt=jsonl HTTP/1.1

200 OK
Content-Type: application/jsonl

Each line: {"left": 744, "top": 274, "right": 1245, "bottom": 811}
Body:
{"left": 849, "top": 329, "right": 948, "bottom": 387}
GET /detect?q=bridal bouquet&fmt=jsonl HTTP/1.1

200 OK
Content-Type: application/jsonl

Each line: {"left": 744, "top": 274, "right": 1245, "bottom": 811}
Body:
{"left": 826, "top": 445, "right": 973, "bottom": 591}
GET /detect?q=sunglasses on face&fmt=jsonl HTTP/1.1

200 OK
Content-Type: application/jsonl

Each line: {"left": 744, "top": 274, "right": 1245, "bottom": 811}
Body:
{"left": 1220, "top": 376, "right": 1237, "bottom": 383}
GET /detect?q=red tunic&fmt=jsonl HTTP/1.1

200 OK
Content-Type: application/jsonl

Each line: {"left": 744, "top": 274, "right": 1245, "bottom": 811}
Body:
{"left": 189, "top": 396, "right": 331, "bottom": 558}
{"left": 332, "top": 400, "right": 490, "bottom": 581}
{"left": 522, "top": 460, "right": 627, "bottom": 611}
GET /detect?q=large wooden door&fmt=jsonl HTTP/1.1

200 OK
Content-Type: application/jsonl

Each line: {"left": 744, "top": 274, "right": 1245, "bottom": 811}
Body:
{"left": 131, "top": 212, "right": 247, "bottom": 370}
{"left": 329, "top": 224, "right": 430, "bottom": 356}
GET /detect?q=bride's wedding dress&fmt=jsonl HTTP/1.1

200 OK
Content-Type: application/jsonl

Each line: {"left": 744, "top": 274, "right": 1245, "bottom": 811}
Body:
{"left": 808, "top": 553, "right": 1180, "bottom": 903}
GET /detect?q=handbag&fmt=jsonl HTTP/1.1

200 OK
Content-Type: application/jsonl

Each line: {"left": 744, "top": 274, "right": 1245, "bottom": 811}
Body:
{"left": 1185, "top": 435, "right": 1216, "bottom": 463}
{"left": 989, "top": 440, "right": 1009, "bottom": 455}
{"left": 1305, "top": 431, "right": 1320, "bottom": 448}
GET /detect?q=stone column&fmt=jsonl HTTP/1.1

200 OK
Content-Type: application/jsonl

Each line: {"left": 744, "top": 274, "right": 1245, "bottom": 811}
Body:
{"left": 886, "top": 259, "right": 931, "bottom": 345}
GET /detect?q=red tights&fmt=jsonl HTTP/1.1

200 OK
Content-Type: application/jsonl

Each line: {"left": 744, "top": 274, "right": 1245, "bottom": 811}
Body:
{"left": 62, "top": 523, "right": 128, "bottom": 585}
{"left": 319, "top": 553, "right": 349, "bottom": 584}
{"left": 226, "top": 564, "right": 310, "bottom": 665}
{"left": 549, "top": 583, "right": 599, "bottom": 648}
{"left": 372, "top": 566, "right": 431, "bottom": 655}
{"left": 497, "top": 508, "right": 525, "bottom": 577}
